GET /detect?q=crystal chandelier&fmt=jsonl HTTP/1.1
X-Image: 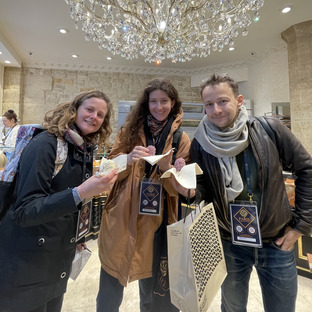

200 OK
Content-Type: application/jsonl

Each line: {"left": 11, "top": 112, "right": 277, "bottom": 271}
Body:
{"left": 65, "top": 0, "right": 264, "bottom": 63}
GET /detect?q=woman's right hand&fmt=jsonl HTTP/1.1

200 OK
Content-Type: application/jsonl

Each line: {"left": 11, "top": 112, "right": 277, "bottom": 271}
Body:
{"left": 127, "top": 146, "right": 149, "bottom": 165}
{"left": 77, "top": 168, "right": 118, "bottom": 199}
{"left": 169, "top": 175, "right": 196, "bottom": 198}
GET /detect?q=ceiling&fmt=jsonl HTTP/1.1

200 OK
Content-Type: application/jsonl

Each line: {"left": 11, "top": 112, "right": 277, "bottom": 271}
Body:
{"left": 0, "top": 0, "right": 311, "bottom": 74}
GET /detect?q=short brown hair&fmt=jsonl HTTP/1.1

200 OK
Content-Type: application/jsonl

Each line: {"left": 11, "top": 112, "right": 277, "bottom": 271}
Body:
{"left": 200, "top": 74, "right": 239, "bottom": 98}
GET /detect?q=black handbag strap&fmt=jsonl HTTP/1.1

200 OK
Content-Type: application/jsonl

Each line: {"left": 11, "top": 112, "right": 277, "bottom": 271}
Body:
{"left": 255, "top": 116, "right": 277, "bottom": 146}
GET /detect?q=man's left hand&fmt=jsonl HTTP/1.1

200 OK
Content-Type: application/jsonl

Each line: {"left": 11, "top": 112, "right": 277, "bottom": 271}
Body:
{"left": 274, "top": 226, "right": 302, "bottom": 251}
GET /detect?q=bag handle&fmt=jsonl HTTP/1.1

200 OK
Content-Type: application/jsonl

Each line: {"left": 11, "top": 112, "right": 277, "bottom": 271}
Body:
{"left": 183, "top": 189, "right": 201, "bottom": 224}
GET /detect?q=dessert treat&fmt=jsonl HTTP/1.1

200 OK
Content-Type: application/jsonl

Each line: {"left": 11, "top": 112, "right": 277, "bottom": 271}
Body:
{"left": 147, "top": 145, "right": 156, "bottom": 156}
{"left": 97, "top": 157, "right": 117, "bottom": 176}
{"left": 174, "top": 157, "right": 186, "bottom": 172}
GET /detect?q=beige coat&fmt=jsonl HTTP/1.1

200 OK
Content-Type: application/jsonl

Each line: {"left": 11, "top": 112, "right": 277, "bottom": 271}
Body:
{"left": 98, "top": 113, "right": 191, "bottom": 286}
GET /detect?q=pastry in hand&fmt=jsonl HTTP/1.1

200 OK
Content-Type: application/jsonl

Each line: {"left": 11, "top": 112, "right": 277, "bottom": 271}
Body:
{"left": 96, "top": 157, "right": 117, "bottom": 176}
{"left": 174, "top": 157, "right": 186, "bottom": 172}
{"left": 147, "top": 145, "right": 156, "bottom": 156}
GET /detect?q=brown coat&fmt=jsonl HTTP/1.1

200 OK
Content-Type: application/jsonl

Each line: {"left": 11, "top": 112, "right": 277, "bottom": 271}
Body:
{"left": 98, "top": 113, "right": 190, "bottom": 286}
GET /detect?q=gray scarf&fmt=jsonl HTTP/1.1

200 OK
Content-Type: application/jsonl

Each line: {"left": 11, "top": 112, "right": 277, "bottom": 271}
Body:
{"left": 194, "top": 106, "right": 249, "bottom": 202}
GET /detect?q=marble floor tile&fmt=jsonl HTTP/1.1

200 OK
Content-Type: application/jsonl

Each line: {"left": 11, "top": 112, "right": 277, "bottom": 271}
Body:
{"left": 62, "top": 239, "right": 312, "bottom": 312}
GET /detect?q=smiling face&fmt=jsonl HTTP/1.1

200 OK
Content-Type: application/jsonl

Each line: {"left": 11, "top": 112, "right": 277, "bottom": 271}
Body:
{"left": 75, "top": 97, "right": 108, "bottom": 136}
{"left": 202, "top": 83, "right": 243, "bottom": 130}
{"left": 148, "top": 89, "right": 175, "bottom": 121}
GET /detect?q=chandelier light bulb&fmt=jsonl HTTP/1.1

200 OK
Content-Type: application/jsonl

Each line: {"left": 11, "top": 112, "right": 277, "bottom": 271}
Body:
{"left": 253, "top": 11, "right": 260, "bottom": 22}
{"left": 64, "top": 0, "right": 265, "bottom": 63}
{"left": 159, "top": 21, "right": 167, "bottom": 32}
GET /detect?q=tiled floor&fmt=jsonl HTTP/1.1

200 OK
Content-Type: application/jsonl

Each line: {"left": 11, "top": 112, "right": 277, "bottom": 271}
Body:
{"left": 62, "top": 239, "right": 312, "bottom": 312}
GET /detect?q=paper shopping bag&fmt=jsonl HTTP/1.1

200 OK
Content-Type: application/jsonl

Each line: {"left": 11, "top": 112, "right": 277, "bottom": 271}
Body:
{"left": 167, "top": 202, "right": 227, "bottom": 312}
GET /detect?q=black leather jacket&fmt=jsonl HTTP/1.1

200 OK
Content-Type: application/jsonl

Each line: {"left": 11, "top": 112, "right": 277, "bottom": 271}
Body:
{"left": 190, "top": 116, "right": 312, "bottom": 239}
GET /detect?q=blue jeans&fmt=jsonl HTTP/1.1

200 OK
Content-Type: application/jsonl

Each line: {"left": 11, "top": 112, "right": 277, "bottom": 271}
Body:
{"left": 221, "top": 239, "right": 298, "bottom": 312}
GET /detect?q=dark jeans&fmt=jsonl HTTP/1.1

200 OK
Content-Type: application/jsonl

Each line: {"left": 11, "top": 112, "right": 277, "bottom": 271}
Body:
{"left": 28, "top": 295, "right": 64, "bottom": 312}
{"left": 96, "top": 268, "right": 124, "bottom": 312}
{"left": 221, "top": 239, "right": 298, "bottom": 312}
{"left": 96, "top": 267, "right": 177, "bottom": 312}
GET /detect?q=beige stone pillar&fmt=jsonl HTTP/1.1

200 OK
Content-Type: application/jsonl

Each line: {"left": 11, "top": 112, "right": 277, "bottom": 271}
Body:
{"left": 3, "top": 67, "right": 22, "bottom": 122}
{"left": 281, "top": 20, "right": 312, "bottom": 155}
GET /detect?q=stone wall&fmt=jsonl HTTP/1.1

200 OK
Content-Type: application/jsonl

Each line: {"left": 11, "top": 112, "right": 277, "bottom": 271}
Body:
{"left": 2, "top": 67, "right": 22, "bottom": 119}
{"left": 282, "top": 20, "right": 312, "bottom": 155}
{"left": 3, "top": 67, "right": 201, "bottom": 144}
{"left": 4, "top": 44, "right": 311, "bottom": 153}
{"left": 0, "top": 64, "right": 4, "bottom": 113}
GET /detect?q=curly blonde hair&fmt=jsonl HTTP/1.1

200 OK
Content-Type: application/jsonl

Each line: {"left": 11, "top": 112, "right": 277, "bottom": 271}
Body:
{"left": 42, "top": 90, "right": 113, "bottom": 146}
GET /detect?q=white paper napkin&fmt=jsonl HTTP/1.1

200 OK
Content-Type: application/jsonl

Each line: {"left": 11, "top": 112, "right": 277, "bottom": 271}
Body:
{"left": 112, "top": 154, "right": 127, "bottom": 173}
{"left": 96, "top": 154, "right": 127, "bottom": 177}
{"left": 160, "top": 163, "right": 203, "bottom": 189}
{"left": 141, "top": 149, "right": 173, "bottom": 166}
{"left": 70, "top": 248, "right": 92, "bottom": 281}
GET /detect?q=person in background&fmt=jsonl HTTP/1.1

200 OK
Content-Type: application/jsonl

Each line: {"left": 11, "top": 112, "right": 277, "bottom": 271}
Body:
{"left": 0, "top": 90, "right": 118, "bottom": 312}
{"left": 2, "top": 109, "right": 20, "bottom": 161}
{"left": 96, "top": 78, "right": 191, "bottom": 312}
{"left": 0, "top": 116, "right": 5, "bottom": 141}
{"left": 0, "top": 117, "right": 7, "bottom": 168}
{"left": 181, "top": 74, "right": 312, "bottom": 312}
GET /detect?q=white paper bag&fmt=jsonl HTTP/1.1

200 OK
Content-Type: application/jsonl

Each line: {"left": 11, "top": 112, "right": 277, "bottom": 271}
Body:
{"left": 167, "top": 202, "right": 227, "bottom": 312}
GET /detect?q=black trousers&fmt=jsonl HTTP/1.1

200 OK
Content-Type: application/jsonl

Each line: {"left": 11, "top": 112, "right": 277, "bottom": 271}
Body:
{"left": 28, "top": 294, "right": 64, "bottom": 312}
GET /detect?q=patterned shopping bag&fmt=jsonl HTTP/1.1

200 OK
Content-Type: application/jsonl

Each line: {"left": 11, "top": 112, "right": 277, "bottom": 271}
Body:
{"left": 167, "top": 201, "right": 227, "bottom": 312}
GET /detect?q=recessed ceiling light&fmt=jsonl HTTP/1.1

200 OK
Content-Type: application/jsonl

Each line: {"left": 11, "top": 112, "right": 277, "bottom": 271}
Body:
{"left": 229, "top": 47, "right": 235, "bottom": 51}
{"left": 107, "top": 57, "right": 112, "bottom": 60}
{"left": 0, "top": 51, "right": 2, "bottom": 55}
{"left": 72, "top": 54, "right": 78, "bottom": 58}
{"left": 5, "top": 60, "right": 11, "bottom": 64}
{"left": 59, "top": 28, "right": 68, "bottom": 34}
{"left": 282, "top": 6, "right": 292, "bottom": 14}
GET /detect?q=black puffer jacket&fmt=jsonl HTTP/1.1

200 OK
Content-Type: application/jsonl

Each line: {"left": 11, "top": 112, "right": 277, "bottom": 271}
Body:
{"left": 0, "top": 131, "right": 93, "bottom": 311}
{"left": 190, "top": 116, "right": 312, "bottom": 239}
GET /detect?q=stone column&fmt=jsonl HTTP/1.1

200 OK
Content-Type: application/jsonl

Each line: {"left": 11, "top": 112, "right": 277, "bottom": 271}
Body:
{"left": 281, "top": 20, "right": 312, "bottom": 155}
{"left": 3, "top": 67, "right": 22, "bottom": 122}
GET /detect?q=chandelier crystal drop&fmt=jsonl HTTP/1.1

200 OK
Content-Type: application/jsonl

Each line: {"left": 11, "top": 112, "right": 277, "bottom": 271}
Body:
{"left": 64, "top": 0, "right": 264, "bottom": 63}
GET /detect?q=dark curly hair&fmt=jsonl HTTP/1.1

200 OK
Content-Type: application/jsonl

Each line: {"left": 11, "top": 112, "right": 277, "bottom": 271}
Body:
{"left": 121, "top": 78, "right": 182, "bottom": 151}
